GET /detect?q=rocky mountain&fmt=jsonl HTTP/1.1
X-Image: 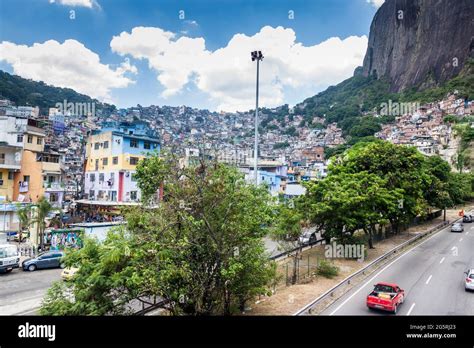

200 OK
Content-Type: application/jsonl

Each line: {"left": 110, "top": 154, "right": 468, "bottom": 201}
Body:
{"left": 298, "top": 0, "right": 474, "bottom": 137}
{"left": 362, "top": 0, "right": 474, "bottom": 92}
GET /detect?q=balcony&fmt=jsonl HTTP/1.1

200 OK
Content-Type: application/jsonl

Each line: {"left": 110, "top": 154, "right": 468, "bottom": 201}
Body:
{"left": 41, "top": 161, "right": 61, "bottom": 174}
{"left": 43, "top": 182, "right": 65, "bottom": 192}
{"left": 19, "top": 181, "right": 29, "bottom": 193}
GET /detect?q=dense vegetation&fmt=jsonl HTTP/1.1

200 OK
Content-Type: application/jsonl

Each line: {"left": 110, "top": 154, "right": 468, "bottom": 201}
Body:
{"left": 299, "top": 141, "right": 473, "bottom": 248}
{"left": 41, "top": 154, "right": 276, "bottom": 315}
{"left": 0, "top": 70, "right": 116, "bottom": 116}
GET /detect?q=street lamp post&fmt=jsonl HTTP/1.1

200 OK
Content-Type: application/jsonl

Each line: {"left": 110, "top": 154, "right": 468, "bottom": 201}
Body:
{"left": 251, "top": 50, "right": 263, "bottom": 184}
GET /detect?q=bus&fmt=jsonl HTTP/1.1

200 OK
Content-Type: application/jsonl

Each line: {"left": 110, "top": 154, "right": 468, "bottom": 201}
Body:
{"left": 0, "top": 244, "right": 20, "bottom": 273}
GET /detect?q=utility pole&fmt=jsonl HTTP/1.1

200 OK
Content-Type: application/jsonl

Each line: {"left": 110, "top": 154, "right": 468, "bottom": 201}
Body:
{"left": 251, "top": 50, "right": 263, "bottom": 184}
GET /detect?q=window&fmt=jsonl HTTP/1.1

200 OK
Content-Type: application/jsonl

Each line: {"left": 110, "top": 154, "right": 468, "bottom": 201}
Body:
{"left": 129, "top": 157, "right": 139, "bottom": 165}
{"left": 8, "top": 171, "right": 14, "bottom": 180}
{"left": 90, "top": 174, "right": 95, "bottom": 182}
{"left": 110, "top": 191, "right": 117, "bottom": 201}
{"left": 112, "top": 157, "right": 118, "bottom": 165}
{"left": 144, "top": 141, "right": 151, "bottom": 150}
{"left": 94, "top": 143, "right": 100, "bottom": 150}
{"left": 99, "top": 173, "right": 105, "bottom": 182}
{"left": 89, "top": 190, "right": 95, "bottom": 198}
{"left": 102, "top": 158, "right": 108, "bottom": 166}
{"left": 0, "top": 172, "right": 3, "bottom": 185}
{"left": 37, "top": 137, "right": 43, "bottom": 145}
{"left": 23, "top": 175, "right": 30, "bottom": 182}
{"left": 131, "top": 173, "right": 137, "bottom": 182}
{"left": 103, "top": 141, "right": 109, "bottom": 149}
{"left": 17, "top": 134, "right": 23, "bottom": 143}
{"left": 130, "top": 191, "right": 138, "bottom": 200}
{"left": 130, "top": 139, "right": 138, "bottom": 148}
{"left": 49, "top": 193, "right": 58, "bottom": 202}
{"left": 95, "top": 159, "right": 99, "bottom": 170}
{"left": 0, "top": 153, "right": 4, "bottom": 164}
{"left": 27, "top": 135, "right": 33, "bottom": 143}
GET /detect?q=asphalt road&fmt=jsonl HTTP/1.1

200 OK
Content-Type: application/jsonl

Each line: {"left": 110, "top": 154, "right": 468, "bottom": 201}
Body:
{"left": 0, "top": 267, "right": 62, "bottom": 315}
{"left": 320, "top": 222, "right": 474, "bottom": 315}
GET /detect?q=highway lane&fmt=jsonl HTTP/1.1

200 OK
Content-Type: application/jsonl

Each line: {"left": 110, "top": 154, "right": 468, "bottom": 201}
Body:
{"left": 320, "top": 222, "right": 474, "bottom": 315}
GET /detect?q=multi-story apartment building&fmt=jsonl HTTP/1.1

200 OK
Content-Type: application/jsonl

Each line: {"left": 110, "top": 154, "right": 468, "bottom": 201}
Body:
{"left": 13, "top": 118, "right": 64, "bottom": 206}
{"left": 84, "top": 122, "right": 160, "bottom": 203}
{"left": 0, "top": 115, "right": 64, "bottom": 207}
{"left": 0, "top": 114, "right": 27, "bottom": 202}
{"left": 0, "top": 113, "right": 64, "bottom": 238}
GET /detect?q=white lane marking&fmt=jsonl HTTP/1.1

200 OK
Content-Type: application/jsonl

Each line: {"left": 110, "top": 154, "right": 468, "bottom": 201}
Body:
{"left": 407, "top": 303, "right": 416, "bottom": 316}
{"left": 426, "top": 275, "right": 433, "bottom": 285}
{"left": 459, "top": 238, "right": 463, "bottom": 242}
{"left": 328, "top": 227, "right": 445, "bottom": 315}
{"left": 451, "top": 246, "right": 456, "bottom": 251}
{"left": 440, "top": 257, "right": 445, "bottom": 264}
{"left": 466, "top": 231, "right": 470, "bottom": 235}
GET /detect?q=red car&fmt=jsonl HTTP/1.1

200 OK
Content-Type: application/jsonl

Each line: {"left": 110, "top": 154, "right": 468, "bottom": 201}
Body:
{"left": 366, "top": 282, "right": 405, "bottom": 314}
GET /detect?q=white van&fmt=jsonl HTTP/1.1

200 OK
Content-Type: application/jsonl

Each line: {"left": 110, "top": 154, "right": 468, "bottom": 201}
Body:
{"left": 0, "top": 244, "right": 20, "bottom": 273}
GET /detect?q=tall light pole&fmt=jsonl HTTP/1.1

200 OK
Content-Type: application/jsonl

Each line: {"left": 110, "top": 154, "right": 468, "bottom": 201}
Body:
{"left": 251, "top": 50, "right": 263, "bottom": 184}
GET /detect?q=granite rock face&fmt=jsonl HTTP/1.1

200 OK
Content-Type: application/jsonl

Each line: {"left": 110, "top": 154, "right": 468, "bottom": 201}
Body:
{"left": 362, "top": 0, "right": 474, "bottom": 92}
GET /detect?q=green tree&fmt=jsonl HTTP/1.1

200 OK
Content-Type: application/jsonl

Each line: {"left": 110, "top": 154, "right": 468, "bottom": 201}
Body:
{"left": 271, "top": 201, "right": 305, "bottom": 285}
{"left": 41, "top": 228, "right": 139, "bottom": 315}
{"left": 16, "top": 203, "right": 32, "bottom": 243}
{"left": 41, "top": 156, "right": 276, "bottom": 315}
{"left": 331, "top": 141, "right": 430, "bottom": 233}
{"left": 32, "top": 196, "right": 56, "bottom": 250}
{"left": 303, "top": 171, "right": 402, "bottom": 248}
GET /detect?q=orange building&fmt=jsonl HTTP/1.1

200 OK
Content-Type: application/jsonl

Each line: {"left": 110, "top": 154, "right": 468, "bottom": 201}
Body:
{"left": 13, "top": 119, "right": 63, "bottom": 206}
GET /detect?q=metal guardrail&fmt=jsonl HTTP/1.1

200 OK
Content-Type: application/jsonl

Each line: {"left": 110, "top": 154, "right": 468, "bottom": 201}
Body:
{"left": 293, "top": 220, "right": 451, "bottom": 316}
{"left": 269, "top": 238, "right": 325, "bottom": 261}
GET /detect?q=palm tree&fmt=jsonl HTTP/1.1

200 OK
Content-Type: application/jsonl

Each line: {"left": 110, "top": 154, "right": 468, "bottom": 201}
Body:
{"left": 31, "top": 196, "right": 57, "bottom": 251}
{"left": 16, "top": 203, "right": 32, "bottom": 244}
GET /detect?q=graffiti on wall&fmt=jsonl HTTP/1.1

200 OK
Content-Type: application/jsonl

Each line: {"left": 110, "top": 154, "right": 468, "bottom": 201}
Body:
{"left": 49, "top": 229, "right": 84, "bottom": 250}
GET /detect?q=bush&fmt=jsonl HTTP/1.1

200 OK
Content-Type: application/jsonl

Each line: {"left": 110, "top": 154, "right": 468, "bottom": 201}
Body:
{"left": 316, "top": 259, "right": 339, "bottom": 278}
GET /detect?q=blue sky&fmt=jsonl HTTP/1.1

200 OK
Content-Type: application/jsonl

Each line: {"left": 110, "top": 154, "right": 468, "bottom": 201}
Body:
{"left": 0, "top": 0, "right": 382, "bottom": 111}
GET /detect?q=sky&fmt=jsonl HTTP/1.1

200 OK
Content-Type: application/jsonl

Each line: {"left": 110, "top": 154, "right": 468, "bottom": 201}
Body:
{"left": 0, "top": 0, "right": 384, "bottom": 112}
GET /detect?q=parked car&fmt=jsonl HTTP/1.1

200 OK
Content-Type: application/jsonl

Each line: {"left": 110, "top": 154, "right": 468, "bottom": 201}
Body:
{"left": 13, "top": 231, "right": 30, "bottom": 243}
{"left": 0, "top": 244, "right": 20, "bottom": 274}
{"left": 367, "top": 282, "right": 405, "bottom": 314}
{"left": 298, "top": 231, "right": 317, "bottom": 245}
{"left": 465, "top": 269, "right": 474, "bottom": 291}
{"left": 451, "top": 222, "right": 464, "bottom": 233}
{"left": 462, "top": 215, "right": 472, "bottom": 223}
{"left": 61, "top": 266, "right": 79, "bottom": 281}
{"left": 22, "top": 251, "right": 65, "bottom": 272}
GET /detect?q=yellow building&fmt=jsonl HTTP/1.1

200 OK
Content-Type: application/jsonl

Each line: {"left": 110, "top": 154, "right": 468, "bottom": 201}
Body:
{"left": 83, "top": 123, "right": 160, "bottom": 203}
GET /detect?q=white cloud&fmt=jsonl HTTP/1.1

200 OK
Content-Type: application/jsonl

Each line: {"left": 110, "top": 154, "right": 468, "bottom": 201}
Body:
{"left": 366, "top": 0, "right": 385, "bottom": 8}
{"left": 49, "top": 0, "right": 99, "bottom": 9}
{"left": 0, "top": 39, "right": 136, "bottom": 102}
{"left": 111, "top": 25, "right": 367, "bottom": 111}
